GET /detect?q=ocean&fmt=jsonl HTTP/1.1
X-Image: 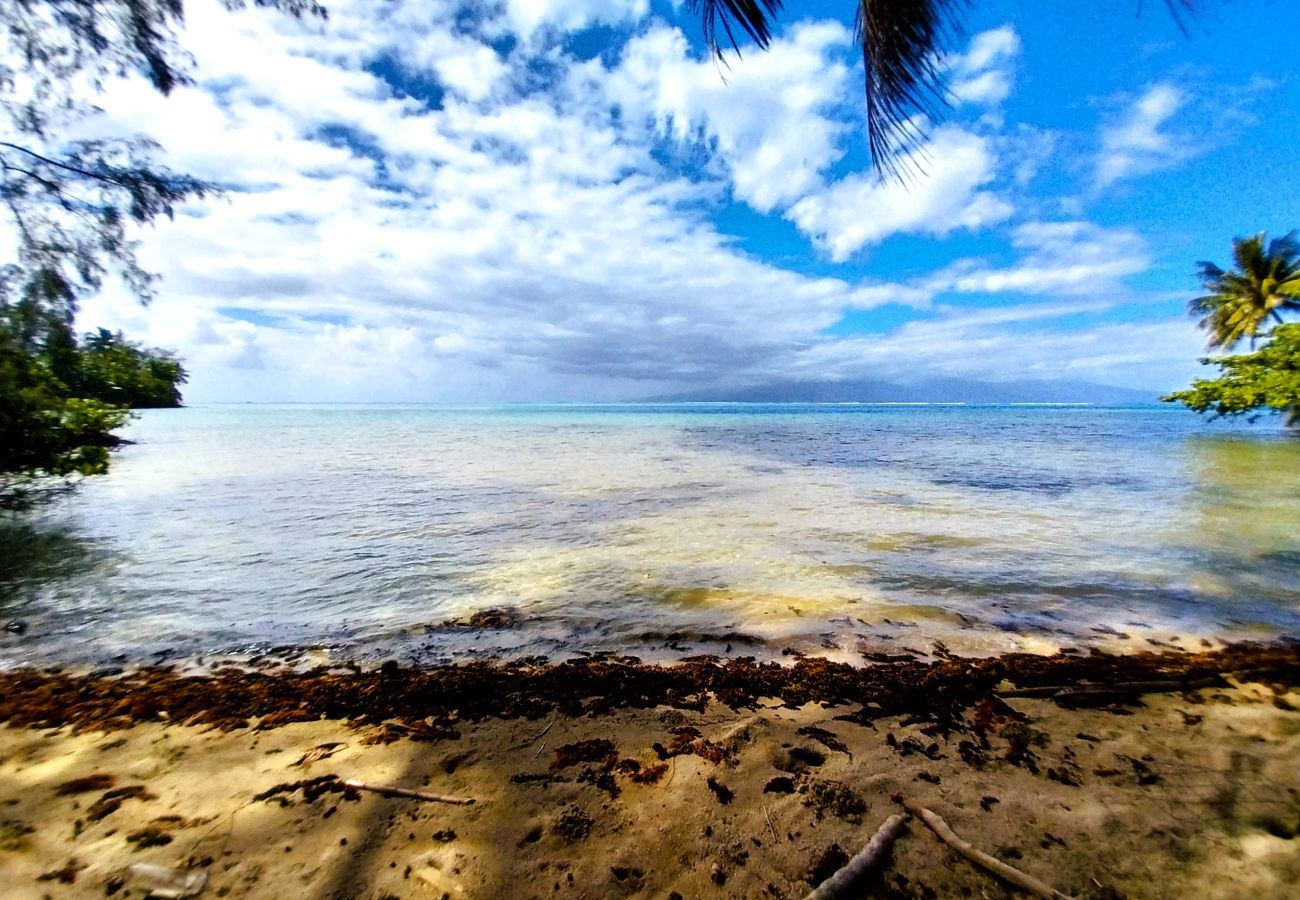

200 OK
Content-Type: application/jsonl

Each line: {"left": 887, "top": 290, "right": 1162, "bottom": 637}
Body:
{"left": 2, "top": 403, "right": 1297, "bottom": 669}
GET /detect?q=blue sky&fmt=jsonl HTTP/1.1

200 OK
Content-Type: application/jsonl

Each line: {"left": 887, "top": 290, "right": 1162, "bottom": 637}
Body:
{"left": 75, "top": 0, "right": 1300, "bottom": 401}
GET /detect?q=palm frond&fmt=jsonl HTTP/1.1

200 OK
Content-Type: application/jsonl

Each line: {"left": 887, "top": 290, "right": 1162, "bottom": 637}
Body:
{"left": 1193, "top": 231, "right": 1300, "bottom": 350}
{"left": 855, "top": 0, "right": 967, "bottom": 182}
{"left": 688, "top": 0, "right": 784, "bottom": 59}
{"left": 688, "top": 0, "right": 1201, "bottom": 181}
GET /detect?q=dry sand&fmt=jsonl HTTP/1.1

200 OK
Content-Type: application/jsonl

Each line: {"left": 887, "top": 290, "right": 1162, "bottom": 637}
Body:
{"left": 2, "top": 675, "right": 1298, "bottom": 899}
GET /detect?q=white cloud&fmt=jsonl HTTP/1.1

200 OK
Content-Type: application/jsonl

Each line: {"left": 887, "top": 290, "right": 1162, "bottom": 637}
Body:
{"left": 504, "top": 0, "right": 649, "bottom": 38}
{"left": 1095, "top": 82, "right": 1187, "bottom": 188}
{"left": 788, "top": 127, "right": 1012, "bottom": 260}
{"left": 931, "top": 221, "right": 1151, "bottom": 295}
{"left": 606, "top": 21, "right": 852, "bottom": 212}
{"left": 947, "top": 25, "right": 1020, "bottom": 106}
{"left": 38, "top": 1, "right": 1205, "bottom": 401}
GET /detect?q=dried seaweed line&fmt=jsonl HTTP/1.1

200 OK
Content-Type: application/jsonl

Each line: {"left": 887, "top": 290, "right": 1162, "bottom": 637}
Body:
{"left": 902, "top": 800, "right": 1073, "bottom": 900}
{"left": 803, "top": 812, "right": 909, "bottom": 900}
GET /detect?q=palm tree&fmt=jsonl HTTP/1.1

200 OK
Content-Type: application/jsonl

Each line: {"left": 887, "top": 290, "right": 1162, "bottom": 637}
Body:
{"left": 689, "top": 1, "right": 1197, "bottom": 178}
{"left": 1190, "top": 232, "right": 1300, "bottom": 351}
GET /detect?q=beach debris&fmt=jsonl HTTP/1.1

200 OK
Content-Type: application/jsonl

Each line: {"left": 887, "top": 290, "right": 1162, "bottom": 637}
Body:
{"left": 705, "top": 776, "right": 733, "bottom": 804}
{"left": 806, "top": 844, "right": 850, "bottom": 889}
{"left": 551, "top": 739, "right": 616, "bottom": 769}
{"left": 652, "top": 726, "right": 735, "bottom": 765}
{"left": 998, "top": 677, "right": 1222, "bottom": 707}
{"left": 552, "top": 805, "right": 594, "bottom": 843}
{"left": 291, "top": 742, "right": 345, "bottom": 767}
{"left": 125, "top": 862, "right": 208, "bottom": 899}
{"left": 127, "top": 826, "right": 174, "bottom": 849}
{"left": 55, "top": 773, "right": 116, "bottom": 794}
{"left": 764, "top": 776, "right": 795, "bottom": 794}
{"left": 796, "top": 725, "right": 849, "bottom": 754}
{"left": 253, "top": 775, "right": 359, "bottom": 805}
{"left": 431, "top": 607, "right": 520, "bottom": 631}
{"left": 901, "top": 800, "right": 1073, "bottom": 900}
{"left": 36, "top": 858, "right": 85, "bottom": 883}
{"left": 87, "top": 785, "right": 155, "bottom": 822}
{"left": 803, "top": 813, "right": 908, "bottom": 900}
{"left": 512, "top": 715, "right": 556, "bottom": 750}
{"left": 343, "top": 779, "right": 475, "bottom": 805}
{"left": 2, "top": 642, "right": 1296, "bottom": 742}
{"left": 628, "top": 762, "right": 668, "bottom": 784}
{"left": 801, "top": 779, "right": 867, "bottom": 823}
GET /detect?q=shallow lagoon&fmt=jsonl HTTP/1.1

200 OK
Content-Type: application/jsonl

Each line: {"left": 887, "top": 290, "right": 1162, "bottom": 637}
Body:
{"left": 2, "top": 403, "right": 1298, "bottom": 667}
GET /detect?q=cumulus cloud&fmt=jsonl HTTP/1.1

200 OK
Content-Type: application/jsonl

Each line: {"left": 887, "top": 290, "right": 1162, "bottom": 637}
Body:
{"left": 1095, "top": 82, "right": 1187, "bottom": 188}
{"left": 930, "top": 221, "right": 1151, "bottom": 295}
{"left": 55, "top": 3, "right": 1204, "bottom": 399}
{"left": 504, "top": 0, "right": 649, "bottom": 38}
{"left": 606, "top": 21, "right": 853, "bottom": 212}
{"left": 788, "top": 127, "right": 1012, "bottom": 260}
{"left": 947, "top": 24, "right": 1020, "bottom": 106}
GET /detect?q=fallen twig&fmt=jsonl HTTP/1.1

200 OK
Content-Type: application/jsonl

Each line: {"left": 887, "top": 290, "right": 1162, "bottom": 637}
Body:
{"left": 804, "top": 812, "right": 908, "bottom": 900}
{"left": 999, "top": 677, "right": 1221, "bottom": 700}
{"left": 343, "top": 779, "right": 475, "bottom": 805}
{"left": 762, "top": 802, "right": 779, "bottom": 843}
{"left": 902, "top": 800, "right": 1072, "bottom": 900}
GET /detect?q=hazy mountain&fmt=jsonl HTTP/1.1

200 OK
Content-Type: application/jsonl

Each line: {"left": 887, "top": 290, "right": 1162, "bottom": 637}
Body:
{"left": 642, "top": 377, "right": 1156, "bottom": 404}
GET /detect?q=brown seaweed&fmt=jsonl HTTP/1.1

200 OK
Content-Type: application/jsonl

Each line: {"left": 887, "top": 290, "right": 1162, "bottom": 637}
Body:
{"left": 0, "top": 642, "right": 1294, "bottom": 743}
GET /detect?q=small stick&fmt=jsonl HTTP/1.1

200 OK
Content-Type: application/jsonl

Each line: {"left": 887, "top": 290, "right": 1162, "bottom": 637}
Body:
{"left": 509, "top": 715, "right": 557, "bottom": 750}
{"left": 998, "top": 677, "right": 1221, "bottom": 699}
{"left": 903, "top": 800, "right": 1072, "bottom": 900}
{"left": 343, "top": 780, "right": 475, "bottom": 806}
{"left": 804, "top": 812, "right": 908, "bottom": 900}
{"left": 528, "top": 717, "right": 556, "bottom": 744}
{"left": 762, "top": 802, "right": 779, "bottom": 843}
{"left": 534, "top": 741, "right": 547, "bottom": 759}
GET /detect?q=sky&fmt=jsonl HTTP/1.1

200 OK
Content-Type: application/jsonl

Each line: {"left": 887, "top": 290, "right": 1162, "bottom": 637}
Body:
{"left": 73, "top": 0, "right": 1300, "bottom": 402}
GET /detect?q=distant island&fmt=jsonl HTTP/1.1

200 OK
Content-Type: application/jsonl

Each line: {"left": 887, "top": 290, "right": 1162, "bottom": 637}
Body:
{"left": 642, "top": 377, "right": 1156, "bottom": 405}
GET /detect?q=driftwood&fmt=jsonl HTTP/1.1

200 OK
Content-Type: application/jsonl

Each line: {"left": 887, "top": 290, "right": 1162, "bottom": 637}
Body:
{"left": 999, "top": 677, "right": 1222, "bottom": 701}
{"left": 803, "top": 812, "right": 909, "bottom": 900}
{"left": 903, "top": 800, "right": 1072, "bottom": 900}
{"left": 343, "top": 779, "right": 475, "bottom": 806}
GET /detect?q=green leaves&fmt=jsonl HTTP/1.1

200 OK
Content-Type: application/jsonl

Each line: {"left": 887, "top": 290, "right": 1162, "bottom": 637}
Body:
{"left": 1190, "top": 231, "right": 1300, "bottom": 351}
{"left": 1162, "top": 323, "right": 1300, "bottom": 426}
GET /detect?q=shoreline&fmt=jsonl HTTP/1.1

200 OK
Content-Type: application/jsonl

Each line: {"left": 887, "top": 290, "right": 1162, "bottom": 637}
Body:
{"left": 2, "top": 642, "right": 1299, "bottom": 898}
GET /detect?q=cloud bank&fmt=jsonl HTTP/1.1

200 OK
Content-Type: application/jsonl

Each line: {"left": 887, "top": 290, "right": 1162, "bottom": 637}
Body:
{"left": 62, "top": 0, "right": 1264, "bottom": 401}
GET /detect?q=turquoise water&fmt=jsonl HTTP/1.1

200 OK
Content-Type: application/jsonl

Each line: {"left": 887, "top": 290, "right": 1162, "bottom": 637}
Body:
{"left": 1, "top": 403, "right": 1298, "bottom": 668}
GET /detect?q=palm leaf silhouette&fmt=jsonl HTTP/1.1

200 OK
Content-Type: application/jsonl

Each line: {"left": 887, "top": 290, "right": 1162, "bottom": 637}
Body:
{"left": 689, "top": 0, "right": 1200, "bottom": 179}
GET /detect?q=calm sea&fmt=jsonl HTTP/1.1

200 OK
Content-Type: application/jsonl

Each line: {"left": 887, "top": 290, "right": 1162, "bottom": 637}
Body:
{"left": 2, "top": 403, "right": 1298, "bottom": 669}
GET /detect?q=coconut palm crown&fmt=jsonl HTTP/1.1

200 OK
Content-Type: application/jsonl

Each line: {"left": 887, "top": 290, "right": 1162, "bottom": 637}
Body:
{"left": 689, "top": 1, "right": 1197, "bottom": 179}
{"left": 1189, "top": 232, "right": 1300, "bottom": 351}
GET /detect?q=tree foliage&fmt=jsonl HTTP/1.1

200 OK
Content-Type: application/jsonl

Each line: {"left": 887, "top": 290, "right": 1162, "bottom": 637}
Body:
{"left": 74, "top": 327, "right": 188, "bottom": 408}
{"left": 0, "top": 0, "right": 278, "bottom": 506}
{"left": 1189, "top": 231, "right": 1300, "bottom": 351}
{"left": 1162, "top": 324, "right": 1300, "bottom": 426}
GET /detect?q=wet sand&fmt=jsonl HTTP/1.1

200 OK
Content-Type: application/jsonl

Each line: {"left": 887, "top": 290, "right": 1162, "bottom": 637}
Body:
{"left": 1, "top": 644, "right": 1298, "bottom": 899}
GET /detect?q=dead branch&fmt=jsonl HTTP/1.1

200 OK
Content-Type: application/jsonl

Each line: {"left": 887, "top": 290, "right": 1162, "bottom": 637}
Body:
{"left": 803, "top": 812, "right": 909, "bottom": 900}
{"left": 998, "top": 677, "right": 1222, "bottom": 699}
{"left": 902, "top": 800, "right": 1073, "bottom": 900}
{"left": 343, "top": 779, "right": 475, "bottom": 805}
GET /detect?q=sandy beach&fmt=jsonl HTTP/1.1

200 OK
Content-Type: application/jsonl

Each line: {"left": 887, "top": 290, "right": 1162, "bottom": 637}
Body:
{"left": 2, "top": 644, "right": 1298, "bottom": 899}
